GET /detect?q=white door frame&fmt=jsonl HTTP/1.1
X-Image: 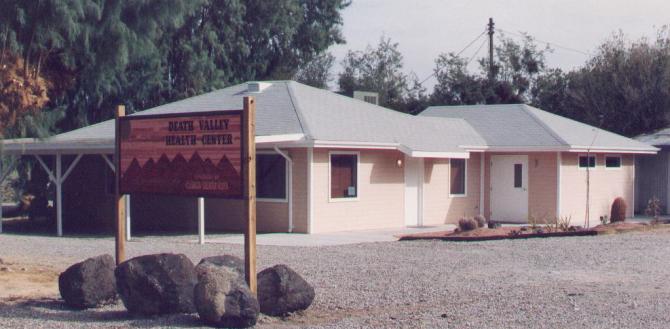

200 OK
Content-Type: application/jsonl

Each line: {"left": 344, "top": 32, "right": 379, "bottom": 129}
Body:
{"left": 490, "top": 155, "right": 529, "bottom": 223}
{"left": 404, "top": 156, "right": 424, "bottom": 226}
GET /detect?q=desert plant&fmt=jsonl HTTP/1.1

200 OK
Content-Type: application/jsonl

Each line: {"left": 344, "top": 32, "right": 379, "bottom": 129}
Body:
{"left": 508, "top": 229, "right": 522, "bottom": 237}
{"left": 599, "top": 215, "right": 609, "bottom": 225}
{"left": 458, "top": 217, "right": 478, "bottom": 232}
{"left": 557, "top": 216, "right": 572, "bottom": 231}
{"left": 645, "top": 196, "right": 662, "bottom": 219}
{"left": 473, "top": 215, "right": 487, "bottom": 228}
{"left": 528, "top": 215, "right": 539, "bottom": 230}
{"left": 610, "top": 197, "right": 627, "bottom": 223}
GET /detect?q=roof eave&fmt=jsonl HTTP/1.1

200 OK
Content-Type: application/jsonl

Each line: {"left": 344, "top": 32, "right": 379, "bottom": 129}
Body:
{"left": 567, "top": 146, "right": 659, "bottom": 154}
{"left": 2, "top": 134, "right": 307, "bottom": 155}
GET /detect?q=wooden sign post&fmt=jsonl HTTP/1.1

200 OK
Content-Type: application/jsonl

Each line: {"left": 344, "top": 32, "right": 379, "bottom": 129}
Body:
{"left": 114, "top": 105, "right": 127, "bottom": 265}
{"left": 243, "top": 96, "right": 257, "bottom": 294}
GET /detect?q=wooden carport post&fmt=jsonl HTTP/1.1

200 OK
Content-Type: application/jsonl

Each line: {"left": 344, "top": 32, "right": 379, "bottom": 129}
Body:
{"left": 114, "top": 105, "right": 127, "bottom": 264}
{"left": 243, "top": 96, "right": 257, "bottom": 294}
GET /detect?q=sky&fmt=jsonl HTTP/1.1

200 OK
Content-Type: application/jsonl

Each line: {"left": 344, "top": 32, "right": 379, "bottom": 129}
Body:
{"left": 328, "top": 0, "right": 670, "bottom": 89}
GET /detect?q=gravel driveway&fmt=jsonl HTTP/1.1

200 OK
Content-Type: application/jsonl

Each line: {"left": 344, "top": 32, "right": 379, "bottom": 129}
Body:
{"left": 1, "top": 229, "right": 669, "bottom": 328}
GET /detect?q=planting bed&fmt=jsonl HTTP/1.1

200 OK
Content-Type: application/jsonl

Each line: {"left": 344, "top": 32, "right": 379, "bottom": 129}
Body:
{"left": 398, "top": 221, "right": 670, "bottom": 241}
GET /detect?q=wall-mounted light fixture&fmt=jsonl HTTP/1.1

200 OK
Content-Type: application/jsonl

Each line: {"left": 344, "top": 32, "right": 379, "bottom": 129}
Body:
{"left": 396, "top": 158, "right": 403, "bottom": 168}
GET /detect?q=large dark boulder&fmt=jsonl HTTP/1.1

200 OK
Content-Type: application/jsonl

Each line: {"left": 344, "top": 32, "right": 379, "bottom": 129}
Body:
{"left": 194, "top": 263, "right": 259, "bottom": 328}
{"left": 257, "top": 264, "right": 315, "bottom": 316}
{"left": 197, "top": 255, "right": 244, "bottom": 277}
{"left": 58, "top": 254, "right": 117, "bottom": 309}
{"left": 115, "top": 253, "right": 197, "bottom": 316}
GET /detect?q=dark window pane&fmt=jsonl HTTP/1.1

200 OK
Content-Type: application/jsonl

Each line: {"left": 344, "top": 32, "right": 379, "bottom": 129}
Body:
{"left": 331, "top": 154, "right": 357, "bottom": 198}
{"left": 450, "top": 159, "right": 466, "bottom": 195}
{"left": 605, "top": 156, "right": 621, "bottom": 168}
{"left": 257, "top": 154, "right": 286, "bottom": 199}
{"left": 514, "top": 164, "right": 523, "bottom": 188}
{"left": 579, "top": 155, "right": 595, "bottom": 168}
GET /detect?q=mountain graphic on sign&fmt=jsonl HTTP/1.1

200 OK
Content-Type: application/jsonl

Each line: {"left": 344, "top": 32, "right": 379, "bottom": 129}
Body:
{"left": 171, "top": 153, "right": 188, "bottom": 174}
{"left": 217, "top": 155, "right": 242, "bottom": 194}
{"left": 143, "top": 158, "right": 157, "bottom": 177}
{"left": 155, "top": 154, "right": 171, "bottom": 177}
{"left": 120, "top": 152, "right": 241, "bottom": 196}
{"left": 122, "top": 158, "right": 142, "bottom": 182}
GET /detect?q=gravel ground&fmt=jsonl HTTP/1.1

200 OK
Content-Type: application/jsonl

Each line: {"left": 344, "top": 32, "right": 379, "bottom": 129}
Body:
{"left": 1, "top": 229, "right": 670, "bottom": 328}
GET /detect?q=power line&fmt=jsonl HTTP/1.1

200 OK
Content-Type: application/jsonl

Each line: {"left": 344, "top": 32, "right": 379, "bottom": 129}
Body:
{"left": 497, "top": 28, "right": 591, "bottom": 56}
{"left": 419, "top": 30, "right": 487, "bottom": 85}
{"left": 467, "top": 37, "right": 488, "bottom": 66}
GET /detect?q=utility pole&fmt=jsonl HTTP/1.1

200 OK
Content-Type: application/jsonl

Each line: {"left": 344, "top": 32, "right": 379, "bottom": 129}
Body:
{"left": 487, "top": 17, "right": 495, "bottom": 81}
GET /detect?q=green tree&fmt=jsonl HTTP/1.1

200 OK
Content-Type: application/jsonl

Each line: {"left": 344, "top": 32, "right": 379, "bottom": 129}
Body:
{"left": 294, "top": 52, "right": 335, "bottom": 89}
{"left": 164, "top": 0, "right": 349, "bottom": 100}
{"left": 431, "top": 53, "right": 484, "bottom": 105}
{"left": 338, "top": 37, "right": 424, "bottom": 111}
{"left": 0, "top": 0, "right": 350, "bottom": 136}
{"left": 531, "top": 30, "right": 670, "bottom": 137}
{"left": 430, "top": 33, "right": 549, "bottom": 106}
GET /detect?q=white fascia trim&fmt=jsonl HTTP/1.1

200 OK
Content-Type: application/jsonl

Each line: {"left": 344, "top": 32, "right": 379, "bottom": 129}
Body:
{"left": 310, "top": 140, "right": 398, "bottom": 150}
{"left": 463, "top": 145, "right": 487, "bottom": 152}
{"left": 567, "top": 146, "right": 658, "bottom": 154}
{"left": 256, "top": 133, "right": 305, "bottom": 144}
{"left": 446, "top": 144, "right": 657, "bottom": 155}
{"left": 410, "top": 151, "right": 470, "bottom": 159}
{"left": 307, "top": 141, "right": 471, "bottom": 159}
{"left": 3, "top": 134, "right": 307, "bottom": 155}
{"left": 2, "top": 140, "right": 115, "bottom": 155}
{"left": 481, "top": 146, "right": 571, "bottom": 152}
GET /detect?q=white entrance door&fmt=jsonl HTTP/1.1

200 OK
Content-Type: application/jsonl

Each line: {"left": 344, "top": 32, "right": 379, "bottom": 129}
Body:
{"left": 404, "top": 156, "right": 423, "bottom": 226}
{"left": 491, "top": 155, "right": 529, "bottom": 223}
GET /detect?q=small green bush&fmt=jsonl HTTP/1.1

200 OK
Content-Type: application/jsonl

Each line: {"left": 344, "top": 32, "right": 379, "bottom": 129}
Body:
{"left": 610, "top": 197, "right": 627, "bottom": 223}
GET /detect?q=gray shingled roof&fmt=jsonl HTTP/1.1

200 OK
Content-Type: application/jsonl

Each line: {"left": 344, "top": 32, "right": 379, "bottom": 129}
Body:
{"left": 420, "top": 104, "right": 657, "bottom": 152}
{"left": 288, "top": 82, "right": 484, "bottom": 153}
{"left": 3, "top": 83, "right": 655, "bottom": 156}
{"left": 635, "top": 128, "right": 670, "bottom": 146}
{"left": 2, "top": 81, "right": 485, "bottom": 156}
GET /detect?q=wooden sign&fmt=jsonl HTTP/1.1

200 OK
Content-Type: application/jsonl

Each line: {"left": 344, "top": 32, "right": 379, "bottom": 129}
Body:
{"left": 117, "top": 111, "right": 243, "bottom": 198}
{"left": 114, "top": 98, "right": 256, "bottom": 293}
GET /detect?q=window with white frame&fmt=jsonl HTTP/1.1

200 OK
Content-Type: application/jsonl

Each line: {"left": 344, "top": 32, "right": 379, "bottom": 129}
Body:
{"left": 330, "top": 153, "right": 358, "bottom": 199}
{"left": 257, "top": 154, "right": 287, "bottom": 200}
{"left": 450, "top": 159, "right": 466, "bottom": 196}
{"left": 578, "top": 155, "right": 596, "bottom": 168}
{"left": 605, "top": 155, "right": 622, "bottom": 169}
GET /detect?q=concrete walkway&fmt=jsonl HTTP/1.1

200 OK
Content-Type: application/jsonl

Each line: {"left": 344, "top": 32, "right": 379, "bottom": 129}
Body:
{"left": 199, "top": 224, "right": 456, "bottom": 247}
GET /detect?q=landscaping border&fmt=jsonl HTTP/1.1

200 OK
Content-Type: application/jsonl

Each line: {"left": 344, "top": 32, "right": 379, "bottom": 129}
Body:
{"left": 398, "top": 230, "right": 598, "bottom": 242}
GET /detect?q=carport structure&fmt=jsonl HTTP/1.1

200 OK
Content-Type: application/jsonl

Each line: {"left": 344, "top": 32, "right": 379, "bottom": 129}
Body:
{"left": 0, "top": 122, "right": 131, "bottom": 238}
{"left": 1, "top": 116, "right": 300, "bottom": 240}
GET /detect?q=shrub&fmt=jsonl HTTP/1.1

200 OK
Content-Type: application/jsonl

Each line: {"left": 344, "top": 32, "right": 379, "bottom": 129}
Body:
{"left": 644, "top": 196, "right": 662, "bottom": 219}
{"left": 557, "top": 216, "right": 571, "bottom": 231}
{"left": 473, "top": 215, "right": 487, "bottom": 228}
{"left": 599, "top": 215, "right": 609, "bottom": 225}
{"left": 610, "top": 197, "right": 627, "bottom": 223}
{"left": 528, "top": 215, "right": 539, "bottom": 230}
{"left": 458, "top": 218, "right": 478, "bottom": 232}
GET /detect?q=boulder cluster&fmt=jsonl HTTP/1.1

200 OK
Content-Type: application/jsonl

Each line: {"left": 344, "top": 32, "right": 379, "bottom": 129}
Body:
{"left": 58, "top": 253, "right": 314, "bottom": 328}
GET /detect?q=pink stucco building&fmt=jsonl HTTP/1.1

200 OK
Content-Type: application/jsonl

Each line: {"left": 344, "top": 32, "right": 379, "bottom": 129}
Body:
{"left": 1, "top": 81, "right": 657, "bottom": 235}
